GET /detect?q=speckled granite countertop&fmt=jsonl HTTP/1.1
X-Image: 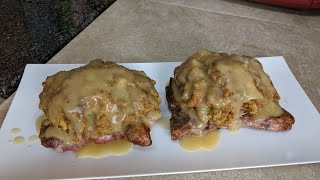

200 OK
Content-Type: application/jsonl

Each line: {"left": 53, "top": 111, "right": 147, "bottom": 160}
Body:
{"left": 1, "top": 0, "right": 320, "bottom": 179}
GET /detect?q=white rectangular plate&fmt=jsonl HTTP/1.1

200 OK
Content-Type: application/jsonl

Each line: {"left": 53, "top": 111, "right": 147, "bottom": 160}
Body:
{"left": 0, "top": 57, "right": 320, "bottom": 180}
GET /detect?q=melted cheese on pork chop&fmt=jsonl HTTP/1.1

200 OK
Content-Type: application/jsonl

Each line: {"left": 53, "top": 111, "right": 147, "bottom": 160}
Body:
{"left": 39, "top": 60, "right": 161, "bottom": 144}
{"left": 172, "top": 50, "right": 283, "bottom": 130}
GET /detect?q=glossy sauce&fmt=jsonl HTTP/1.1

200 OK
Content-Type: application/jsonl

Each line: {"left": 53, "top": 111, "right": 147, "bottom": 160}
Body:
{"left": 36, "top": 114, "right": 45, "bottom": 134}
{"left": 39, "top": 60, "right": 161, "bottom": 143}
{"left": 254, "top": 101, "right": 283, "bottom": 119}
{"left": 173, "top": 50, "right": 283, "bottom": 130}
{"left": 179, "top": 130, "right": 220, "bottom": 152}
{"left": 44, "top": 126, "right": 72, "bottom": 145}
{"left": 28, "top": 135, "right": 39, "bottom": 142}
{"left": 75, "top": 140, "right": 133, "bottom": 158}
{"left": 156, "top": 116, "right": 170, "bottom": 130}
{"left": 12, "top": 136, "right": 25, "bottom": 144}
{"left": 10, "top": 128, "right": 21, "bottom": 135}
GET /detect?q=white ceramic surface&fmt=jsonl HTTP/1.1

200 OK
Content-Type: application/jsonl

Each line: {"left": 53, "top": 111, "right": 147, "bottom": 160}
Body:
{"left": 0, "top": 57, "right": 319, "bottom": 180}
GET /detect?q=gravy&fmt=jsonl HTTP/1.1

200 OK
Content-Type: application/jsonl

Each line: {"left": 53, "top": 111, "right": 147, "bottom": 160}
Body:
{"left": 28, "top": 135, "right": 39, "bottom": 142}
{"left": 36, "top": 114, "right": 45, "bottom": 134}
{"left": 12, "top": 136, "right": 25, "bottom": 144}
{"left": 156, "top": 116, "right": 170, "bottom": 130}
{"left": 179, "top": 130, "right": 220, "bottom": 152}
{"left": 75, "top": 140, "right": 133, "bottom": 158}
{"left": 10, "top": 128, "right": 21, "bottom": 135}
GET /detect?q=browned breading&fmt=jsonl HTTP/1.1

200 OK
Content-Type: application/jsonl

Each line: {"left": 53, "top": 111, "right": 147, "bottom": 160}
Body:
{"left": 39, "top": 60, "right": 161, "bottom": 152}
{"left": 166, "top": 50, "right": 295, "bottom": 140}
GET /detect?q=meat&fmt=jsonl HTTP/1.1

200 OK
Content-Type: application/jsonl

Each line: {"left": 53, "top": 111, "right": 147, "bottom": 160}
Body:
{"left": 166, "top": 78, "right": 295, "bottom": 140}
{"left": 40, "top": 120, "right": 151, "bottom": 152}
{"left": 38, "top": 60, "right": 161, "bottom": 152}
{"left": 166, "top": 50, "right": 295, "bottom": 140}
{"left": 240, "top": 110, "right": 295, "bottom": 131}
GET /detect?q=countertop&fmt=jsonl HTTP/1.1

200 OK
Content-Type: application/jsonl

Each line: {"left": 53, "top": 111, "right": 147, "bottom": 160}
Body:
{"left": 1, "top": 0, "right": 320, "bottom": 179}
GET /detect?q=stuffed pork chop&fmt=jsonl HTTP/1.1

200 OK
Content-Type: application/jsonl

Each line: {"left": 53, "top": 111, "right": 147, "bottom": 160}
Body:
{"left": 39, "top": 60, "right": 161, "bottom": 152}
{"left": 166, "top": 50, "right": 294, "bottom": 140}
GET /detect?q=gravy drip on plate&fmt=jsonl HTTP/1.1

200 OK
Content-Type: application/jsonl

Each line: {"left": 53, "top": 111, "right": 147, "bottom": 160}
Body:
{"left": 10, "top": 128, "right": 21, "bottom": 135}
{"left": 155, "top": 116, "right": 170, "bottom": 130}
{"left": 179, "top": 130, "right": 220, "bottom": 151}
{"left": 75, "top": 140, "right": 133, "bottom": 158}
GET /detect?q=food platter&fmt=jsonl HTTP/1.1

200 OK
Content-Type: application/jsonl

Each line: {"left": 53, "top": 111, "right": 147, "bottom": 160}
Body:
{"left": 0, "top": 57, "right": 319, "bottom": 180}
